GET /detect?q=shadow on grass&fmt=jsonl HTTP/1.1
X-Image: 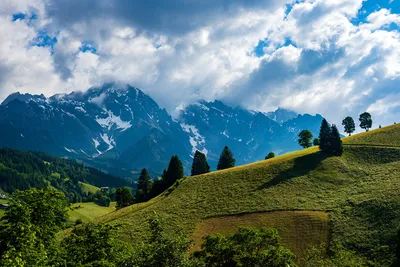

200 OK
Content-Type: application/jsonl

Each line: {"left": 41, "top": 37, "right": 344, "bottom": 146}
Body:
{"left": 258, "top": 152, "right": 329, "bottom": 190}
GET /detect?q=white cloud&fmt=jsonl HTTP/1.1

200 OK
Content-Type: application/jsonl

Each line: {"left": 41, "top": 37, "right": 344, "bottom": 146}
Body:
{"left": 0, "top": 0, "right": 399, "bottom": 131}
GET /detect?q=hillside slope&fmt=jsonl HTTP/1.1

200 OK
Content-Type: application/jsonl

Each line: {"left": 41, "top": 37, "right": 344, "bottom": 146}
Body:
{"left": 0, "top": 147, "right": 130, "bottom": 202}
{"left": 99, "top": 124, "right": 400, "bottom": 266}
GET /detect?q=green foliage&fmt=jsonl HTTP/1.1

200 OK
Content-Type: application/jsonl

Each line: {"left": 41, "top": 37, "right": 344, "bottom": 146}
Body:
{"left": 318, "top": 121, "right": 343, "bottom": 156}
{"left": 61, "top": 223, "right": 119, "bottom": 266}
{"left": 165, "top": 156, "right": 184, "bottom": 188}
{"left": 126, "top": 215, "right": 194, "bottom": 267}
{"left": 191, "top": 150, "right": 211, "bottom": 176}
{"left": 329, "top": 126, "right": 343, "bottom": 156}
{"left": 116, "top": 187, "right": 134, "bottom": 209}
{"left": 313, "top": 138, "right": 320, "bottom": 146}
{"left": 265, "top": 152, "right": 275, "bottom": 160}
{"left": 0, "top": 147, "right": 129, "bottom": 203}
{"left": 318, "top": 119, "right": 331, "bottom": 153}
{"left": 359, "top": 112, "right": 372, "bottom": 132}
{"left": 194, "top": 227, "right": 296, "bottom": 267}
{"left": 342, "top": 116, "right": 356, "bottom": 136}
{"left": 135, "top": 168, "right": 153, "bottom": 203}
{"left": 298, "top": 130, "right": 313, "bottom": 149}
{"left": 217, "top": 146, "right": 236, "bottom": 170}
{"left": 0, "top": 187, "right": 69, "bottom": 266}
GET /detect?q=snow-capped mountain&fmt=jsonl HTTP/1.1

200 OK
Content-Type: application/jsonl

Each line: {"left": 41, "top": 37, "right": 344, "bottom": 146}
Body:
{"left": 177, "top": 100, "right": 324, "bottom": 168}
{"left": 0, "top": 84, "right": 192, "bottom": 178}
{"left": 0, "top": 84, "right": 324, "bottom": 179}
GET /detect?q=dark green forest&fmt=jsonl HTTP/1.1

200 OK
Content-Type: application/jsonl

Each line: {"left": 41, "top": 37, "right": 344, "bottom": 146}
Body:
{"left": 0, "top": 147, "right": 130, "bottom": 202}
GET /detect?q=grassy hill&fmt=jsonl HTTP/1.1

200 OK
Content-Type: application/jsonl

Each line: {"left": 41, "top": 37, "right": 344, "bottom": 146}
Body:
{"left": 78, "top": 182, "right": 100, "bottom": 194}
{"left": 69, "top": 202, "right": 116, "bottom": 222}
{"left": 97, "top": 124, "right": 400, "bottom": 266}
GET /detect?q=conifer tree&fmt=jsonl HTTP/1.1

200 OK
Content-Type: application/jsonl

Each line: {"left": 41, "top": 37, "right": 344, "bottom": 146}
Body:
{"left": 342, "top": 116, "right": 356, "bottom": 136}
{"left": 191, "top": 150, "right": 210, "bottom": 176}
{"left": 135, "top": 168, "right": 152, "bottom": 203}
{"left": 165, "top": 155, "right": 184, "bottom": 187}
{"left": 319, "top": 119, "right": 331, "bottom": 153}
{"left": 329, "top": 125, "right": 343, "bottom": 156}
{"left": 217, "top": 146, "right": 235, "bottom": 170}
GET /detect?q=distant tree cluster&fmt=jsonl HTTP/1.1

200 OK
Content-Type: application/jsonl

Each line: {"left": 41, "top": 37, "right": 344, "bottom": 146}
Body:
{"left": 297, "top": 112, "right": 375, "bottom": 156}
{"left": 342, "top": 112, "right": 373, "bottom": 136}
{"left": 0, "top": 147, "right": 129, "bottom": 203}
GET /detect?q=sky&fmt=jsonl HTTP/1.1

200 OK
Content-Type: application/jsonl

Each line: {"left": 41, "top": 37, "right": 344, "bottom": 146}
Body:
{"left": 0, "top": 0, "right": 399, "bottom": 129}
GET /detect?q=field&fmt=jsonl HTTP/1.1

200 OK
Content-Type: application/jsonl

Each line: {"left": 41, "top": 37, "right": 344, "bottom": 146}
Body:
{"left": 192, "top": 210, "right": 329, "bottom": 264}
{"left": 96, "top": 124, "right": 400, "bottom": 266}
{"left": 79, "top": 182, "right": 100, "bottom": 194}
{"left": 69, "top": 202, "right": 116, "bottom": 222}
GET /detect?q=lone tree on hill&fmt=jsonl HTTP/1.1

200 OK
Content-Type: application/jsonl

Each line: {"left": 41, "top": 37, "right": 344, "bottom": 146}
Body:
{"left": 191, "top": 150, "right": 210, "bottom": 176}
{"left": 359, "top": 112, "right": 372, "bottom": 132}
{"left": 116, "top": 187, "right": 134, "bottom": 209}
{"left": 342, "top": 116, "right": 356, "bottom": 136}
{"left": 265, "top": 152, "right": 275, "bottom": 160}
{"left": 217, "top": 146, "right": 236, "bottom": 170}
{"left": 313, "top": 138, "right": 320, "bottom": 146}
{"left": 165, "top": 155, "right": 184, "bottom": 187}
{"left": 329, "top": 125, "right": 343, "bottom": 156}
{"left": 319, "top": 119, "right": 331, "bottom": 153}
{"left": 135, "top": 168, "right": 153, "bottom": 203}
{"left": 298, "top": 130, "right": 313, "bottom": 149}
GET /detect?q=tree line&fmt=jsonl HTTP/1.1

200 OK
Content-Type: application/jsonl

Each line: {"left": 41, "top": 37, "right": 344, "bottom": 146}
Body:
{"left": 295, "top": 112, "right": 375, "bottom": 156}
{"left": 117, "top": 146, "right": 237, "bottom": 207}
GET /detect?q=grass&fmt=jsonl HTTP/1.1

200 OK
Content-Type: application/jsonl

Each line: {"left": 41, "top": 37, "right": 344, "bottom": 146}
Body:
{"left": 192, "top": 211, "right": 329, "bottom": 265}
{"left": 69, "top": 202, "right": 116, "bottom": 222}
{"left": 79, "top": 182, "right": 100, "bottom": 194}
{"left": 93, "top": 124, "right": 400, "bottom": 266}
{"left": 343, "top": 123, "right": 400, "bottom": 147}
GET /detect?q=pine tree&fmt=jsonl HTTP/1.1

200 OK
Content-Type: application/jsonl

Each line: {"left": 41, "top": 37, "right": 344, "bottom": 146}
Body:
{"left": 342, "top": 116, "right": 355, "bottom": 136}
{"left": 191, "top": 150, "right": 210, "bottom": 176}
{"left": 329, "top": 125, "right": 343, "bottom": 156}
{"left": 135, "top": 168, "right": 152, "bottom": 203}
{"left": 217, "top": 146, "right": 235, "bottom": 170}
{"left": 319, "top": 119, "right": 331, "bottom": 153}
{"left": 165, "top": 155, "right": 184, "bottom": 187}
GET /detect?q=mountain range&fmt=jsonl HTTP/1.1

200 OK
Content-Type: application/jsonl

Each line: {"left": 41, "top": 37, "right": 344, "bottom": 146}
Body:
{"left": 0, "top": 84, "right": 324, "bottom": 179}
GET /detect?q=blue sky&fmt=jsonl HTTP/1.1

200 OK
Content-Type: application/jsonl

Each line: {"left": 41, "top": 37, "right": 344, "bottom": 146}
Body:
{"left": 0, "top": 0, "right": 399, "bottom": 129}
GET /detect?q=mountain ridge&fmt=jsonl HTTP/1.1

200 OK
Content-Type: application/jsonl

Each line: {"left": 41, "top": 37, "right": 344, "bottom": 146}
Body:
{"left": 0, "top": 84, "right": 324, "bottom": 178}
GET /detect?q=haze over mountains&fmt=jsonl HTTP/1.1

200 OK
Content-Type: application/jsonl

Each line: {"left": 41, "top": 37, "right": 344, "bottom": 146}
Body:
{"left": 0, "top": 84, "right": 323, "bottom": 178}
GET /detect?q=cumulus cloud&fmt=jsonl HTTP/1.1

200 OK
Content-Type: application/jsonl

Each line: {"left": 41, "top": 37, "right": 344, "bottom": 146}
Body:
{"left": 0, "top": 0, "right": 399, "bottom": 130}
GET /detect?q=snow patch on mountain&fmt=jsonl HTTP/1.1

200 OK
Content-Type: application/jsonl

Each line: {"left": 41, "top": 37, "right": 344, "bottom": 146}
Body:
{"left": 93, "top": 138, "right": 100, "bottom": 148}
{"left": 101, "top": 134, "right": 115, "bottom": 152}
{"left": 64, "top": 147, "right": 77, "bottom": 153}
{"left": 96, "top": 110, "right": 132, "bottom": 131}
{"left": 75, "top": 106, "right": 86, "bottom": 113}
{"left": 181, "top": 124, "right": 207, "bottom": 155}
